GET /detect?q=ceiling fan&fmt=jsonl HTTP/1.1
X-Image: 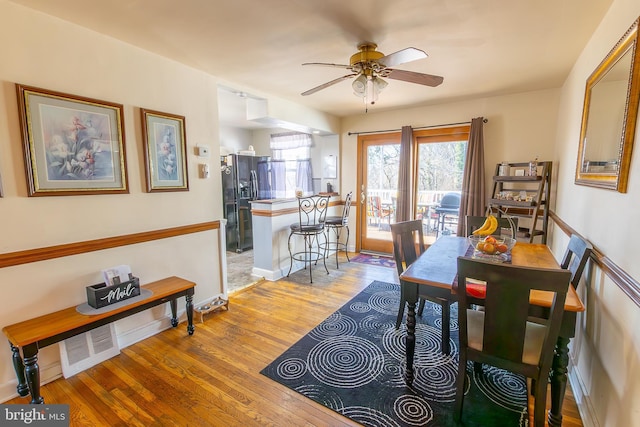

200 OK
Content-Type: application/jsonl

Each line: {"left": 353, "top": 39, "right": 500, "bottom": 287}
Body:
{"left": 301, "top": 43, "right": 444, "bottom": 107}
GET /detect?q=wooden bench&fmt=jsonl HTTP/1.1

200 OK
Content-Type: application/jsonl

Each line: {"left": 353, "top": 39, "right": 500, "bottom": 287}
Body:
{"left": 2, "top": 276, "right": 196, "bottom": 404}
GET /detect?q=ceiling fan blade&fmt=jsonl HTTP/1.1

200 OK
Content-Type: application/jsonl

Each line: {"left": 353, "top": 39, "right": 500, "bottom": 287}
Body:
{"left": 378, "top": 47, "right": 428, "bottom": 68}
{"left": 301, "top": 74, "right": 357, "bottom": 96}
{"left": 386, "top": 69, "right": 444, "bottom": 87}
{"left": 302, "top": 62, "right": 351, "bottom": 69}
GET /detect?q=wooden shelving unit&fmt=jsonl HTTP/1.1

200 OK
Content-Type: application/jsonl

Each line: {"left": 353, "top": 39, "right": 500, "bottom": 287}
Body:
{"left": 489, "top": 161, "right": 551, "bottom": 243}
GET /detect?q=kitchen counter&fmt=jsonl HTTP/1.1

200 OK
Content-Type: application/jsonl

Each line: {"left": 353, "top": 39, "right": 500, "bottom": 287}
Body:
{"left": 250, "top": 195, "right": 341, "bottom": 280}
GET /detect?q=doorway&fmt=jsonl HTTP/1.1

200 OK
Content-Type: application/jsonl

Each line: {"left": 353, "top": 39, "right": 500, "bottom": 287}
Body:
{"left": 356, "top": 126, "right": 470, "bottom": 254}
{"left": 357, "top": 133, "right": 400, "bottom": 254}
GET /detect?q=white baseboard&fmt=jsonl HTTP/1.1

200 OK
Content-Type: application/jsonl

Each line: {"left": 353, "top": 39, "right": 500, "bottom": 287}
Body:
{"left": 0, "top": 360, "right": 62, "bottom": 403}
{"left": 0, "top": 309, "right": 195, "bottom": 403}
{"left": 568, "top": 360, "right": 599, "bottom": 427}
{"left": 252, "top": 266, "right": 288, "bottom": 281}
{"left": 116, "top": 316, "right": 174, "bottom": 349}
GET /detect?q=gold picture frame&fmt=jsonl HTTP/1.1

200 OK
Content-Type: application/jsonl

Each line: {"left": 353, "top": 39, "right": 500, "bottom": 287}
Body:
{"left": 16, "top": 84, "right": 128, "bottom": 196}
{"left": 140, "top": 109, "right": 189, "bottom": 192}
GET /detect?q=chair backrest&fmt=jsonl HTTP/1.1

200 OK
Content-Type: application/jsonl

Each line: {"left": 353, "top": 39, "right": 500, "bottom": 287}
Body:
{"left": 340, "top": 192, "right": 353, "bottom": 224}
{"left": 390, "top": 220, "right": 426, "bottom": 277}
{"left": 465, "top": 215, "right": 519, "bottom": 237}
{"left": 457, "top": 257, "right": 571, "bottom": 375}
{"left": 297, "top": 195, "right": 329, "bottom": 226}
{"left": 367, "top": 195, "right": 381, "bottom": 217}
{"left": 439, "top": 192, "right": 461, "bottom": 209}
{"left": 560, "top": 234, "right": 593, "bottom": 288}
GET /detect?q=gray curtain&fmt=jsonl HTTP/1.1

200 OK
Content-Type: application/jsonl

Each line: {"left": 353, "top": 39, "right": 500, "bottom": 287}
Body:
{"left": 456, "top": 117, "right": 486, "bottom": 236}
{"left": 395, "top": 126, "right": 413, "bottom": 222}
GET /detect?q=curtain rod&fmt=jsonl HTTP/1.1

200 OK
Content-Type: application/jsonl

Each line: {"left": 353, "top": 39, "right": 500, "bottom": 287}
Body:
{"left": 347, "top": 118, "right": 488, "bottom": 136}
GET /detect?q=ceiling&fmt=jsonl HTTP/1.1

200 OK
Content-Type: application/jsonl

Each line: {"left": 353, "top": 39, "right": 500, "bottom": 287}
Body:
{"left": 10, "top": 0, "right": 613, "bottom": 129}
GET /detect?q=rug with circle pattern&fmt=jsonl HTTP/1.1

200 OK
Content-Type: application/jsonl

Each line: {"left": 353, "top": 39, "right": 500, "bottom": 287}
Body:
{"left": 260, "top": 280, "right": 528, "bottom": 426}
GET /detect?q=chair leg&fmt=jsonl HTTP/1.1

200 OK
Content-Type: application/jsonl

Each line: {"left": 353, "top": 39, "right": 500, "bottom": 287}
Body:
{"left": 533, "top": 376, "right": 549, "bottom": 427}
{"left": 417, "top": 299, "right": 426, "bottom": 316}
{"left": 321, "top": 232, "right": 329, "bottom": 276}
{"left": 323, "top": 229, "right": 330, "bottom": 263}
{"left": 473, "top": 362, "right": 483, "bottom": 374}
{"left": 441, "top": 302, "right": 451, "bottom": 355}
{"left": 395, "top": 286, "right": 406, "bottom": 329}
{"left": 344, "top": 225, "right": 350, "bottom": 262}
{"left": 454, "top": 352, "right": 467, "bottom": 420}
{"left": 305, "top": 235, "right": 313, "bottom": 283}
{"left": 286, "top": 232, "right": 295, "bottom": 277}
{"left": 333, "top": 226, "right": 340, "bottom": 269}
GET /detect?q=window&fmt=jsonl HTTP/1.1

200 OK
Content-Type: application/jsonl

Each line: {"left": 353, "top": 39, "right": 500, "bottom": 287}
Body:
{"left": 270, "top": 132, "right": 313, "bottom": 197}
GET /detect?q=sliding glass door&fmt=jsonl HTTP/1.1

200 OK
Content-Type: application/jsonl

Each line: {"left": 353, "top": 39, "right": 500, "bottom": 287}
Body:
{"left": 357, "top": 133, "right": 400, "bottom": 254}
{"left": 356, "top": 125, "right": 470, "bottom": 254}
{"left": 414, "top": 126, "right": 469, "bottom": 243}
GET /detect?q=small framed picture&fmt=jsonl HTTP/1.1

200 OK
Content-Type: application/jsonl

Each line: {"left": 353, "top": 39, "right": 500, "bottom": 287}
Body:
{"left": 16, "top": 84, "right": 128, "bottom": 196}
{"left": 514, "top": 169, "right": 525, "bottom": 176}
{"left": 141, "top": 109, "right": 189, "bottom": 192}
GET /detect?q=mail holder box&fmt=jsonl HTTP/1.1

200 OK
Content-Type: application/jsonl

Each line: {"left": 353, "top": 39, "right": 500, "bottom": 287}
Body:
{"left": 86, "top": 274, "right": 140, "bottom": 309}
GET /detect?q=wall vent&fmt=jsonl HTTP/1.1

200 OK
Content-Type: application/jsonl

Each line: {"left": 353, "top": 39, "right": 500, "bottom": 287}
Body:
{"left": 59, "top": 324, "right": 120, "bottom": 378}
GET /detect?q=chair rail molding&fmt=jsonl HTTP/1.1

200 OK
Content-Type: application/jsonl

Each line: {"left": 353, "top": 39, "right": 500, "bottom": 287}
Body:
{"left": 549, "top": 210, "right": 639, "bottom": 307}
{"left": 0, "top": 221, "right": 220, "bottom": 269}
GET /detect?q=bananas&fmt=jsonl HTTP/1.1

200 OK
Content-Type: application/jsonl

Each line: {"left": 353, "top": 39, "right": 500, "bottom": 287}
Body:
{"left": 472, "top": 214, "right": 498, "bottom": 236}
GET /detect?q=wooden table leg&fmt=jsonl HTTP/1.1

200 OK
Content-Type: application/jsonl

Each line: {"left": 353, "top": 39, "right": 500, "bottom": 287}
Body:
{"left": 22, "top": 344, "right": 44, "bottom": 404}
{"left": 548, "top": 336, "right": 570, "bottom": 427}
{"left": 186, "top": 293, "right": 194, "bottom": 335}
{"left": 9, "top": 343, "right": 29, "bottom": 397}
{"left": 170, "top": 299, "right": 178, "bottom": 327}
{"left": 404, "top": 282, "right": 419, "bottom": 385}
{"left": 405, "top": 300, "right": 416, "bottom": 385}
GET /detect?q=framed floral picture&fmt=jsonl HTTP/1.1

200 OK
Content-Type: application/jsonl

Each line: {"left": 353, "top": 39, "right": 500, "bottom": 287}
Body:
{"left": 140, "top": 109, "right": 189, "bottom": 192}
{"left": 16, "top": 84, "right": 128, "bottom": 196}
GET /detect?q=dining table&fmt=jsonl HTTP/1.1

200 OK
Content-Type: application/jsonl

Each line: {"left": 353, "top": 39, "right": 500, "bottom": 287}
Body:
{"left": 399, "top": 235, "right": 584, "bottom": 427}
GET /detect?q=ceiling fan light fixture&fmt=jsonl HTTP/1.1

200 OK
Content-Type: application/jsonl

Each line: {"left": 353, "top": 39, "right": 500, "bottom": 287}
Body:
{"left": 301, "top": 43, "right": 443, "bottom": 111}
{"left": 374, "top": 76, "right": 388, "bottom": 92}
{"left": 352, "top": 74, "right": 367, "bottom": 96}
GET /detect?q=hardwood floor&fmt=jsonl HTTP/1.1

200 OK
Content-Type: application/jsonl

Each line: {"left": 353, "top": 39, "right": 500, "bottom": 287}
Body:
{"left": 6, "top": 256, "right": 582, "bottom": 426}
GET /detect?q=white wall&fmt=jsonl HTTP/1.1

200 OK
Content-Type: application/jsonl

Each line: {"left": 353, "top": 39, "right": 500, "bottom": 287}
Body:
{"left": 340, "top": 89, "right": 561, "bottom": 232}
{"left": 552, "top": 0, "right": 640, "bottom": 425}
{"left": 219, "top": 125, "right": 254, "bottom": 155}
{"left": 341, "top": 43, "right": 640, "bottom": 422}
{"left": 0, "top": 1, "right": 225, "bottom": 400}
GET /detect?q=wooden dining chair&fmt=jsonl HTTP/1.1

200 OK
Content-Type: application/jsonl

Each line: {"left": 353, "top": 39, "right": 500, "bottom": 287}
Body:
{"left": 561, "top": 234, "right": 593, "bottom": 288}
{"left": 455, "top": 257, "right": 571, "bottom": 427}
{"left": 391, "top": 219, "right": 455, "bottom": 354}
{"left": 528, "top": 234, "right": 592, "bottom": 327}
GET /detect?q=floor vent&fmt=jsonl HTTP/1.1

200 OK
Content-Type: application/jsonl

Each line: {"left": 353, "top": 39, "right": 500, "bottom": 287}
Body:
{"left": 59, "top": 324, "right": 120, "bottom": 378}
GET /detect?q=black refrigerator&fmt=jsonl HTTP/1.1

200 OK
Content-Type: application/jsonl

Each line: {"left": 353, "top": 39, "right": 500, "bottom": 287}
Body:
{"left": 221, "top": 154, "right": 270, "bottom": 252}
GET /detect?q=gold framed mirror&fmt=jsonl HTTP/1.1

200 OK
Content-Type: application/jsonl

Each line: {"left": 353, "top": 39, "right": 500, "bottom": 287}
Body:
{"left": 575, "top": 17, "right": 640, "bottom": 193}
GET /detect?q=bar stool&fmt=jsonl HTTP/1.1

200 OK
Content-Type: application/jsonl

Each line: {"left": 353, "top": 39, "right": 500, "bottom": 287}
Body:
{"left": 286, "top": 195, "right": 330, "bottom": 283}
{"left": 322, "top": 192, "right": 352, "bottom": 269}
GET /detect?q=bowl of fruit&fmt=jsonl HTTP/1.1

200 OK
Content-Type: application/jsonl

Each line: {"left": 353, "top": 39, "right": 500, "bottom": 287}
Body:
{"left": 468, "top": 235, "right": 517, "bottom": 262}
